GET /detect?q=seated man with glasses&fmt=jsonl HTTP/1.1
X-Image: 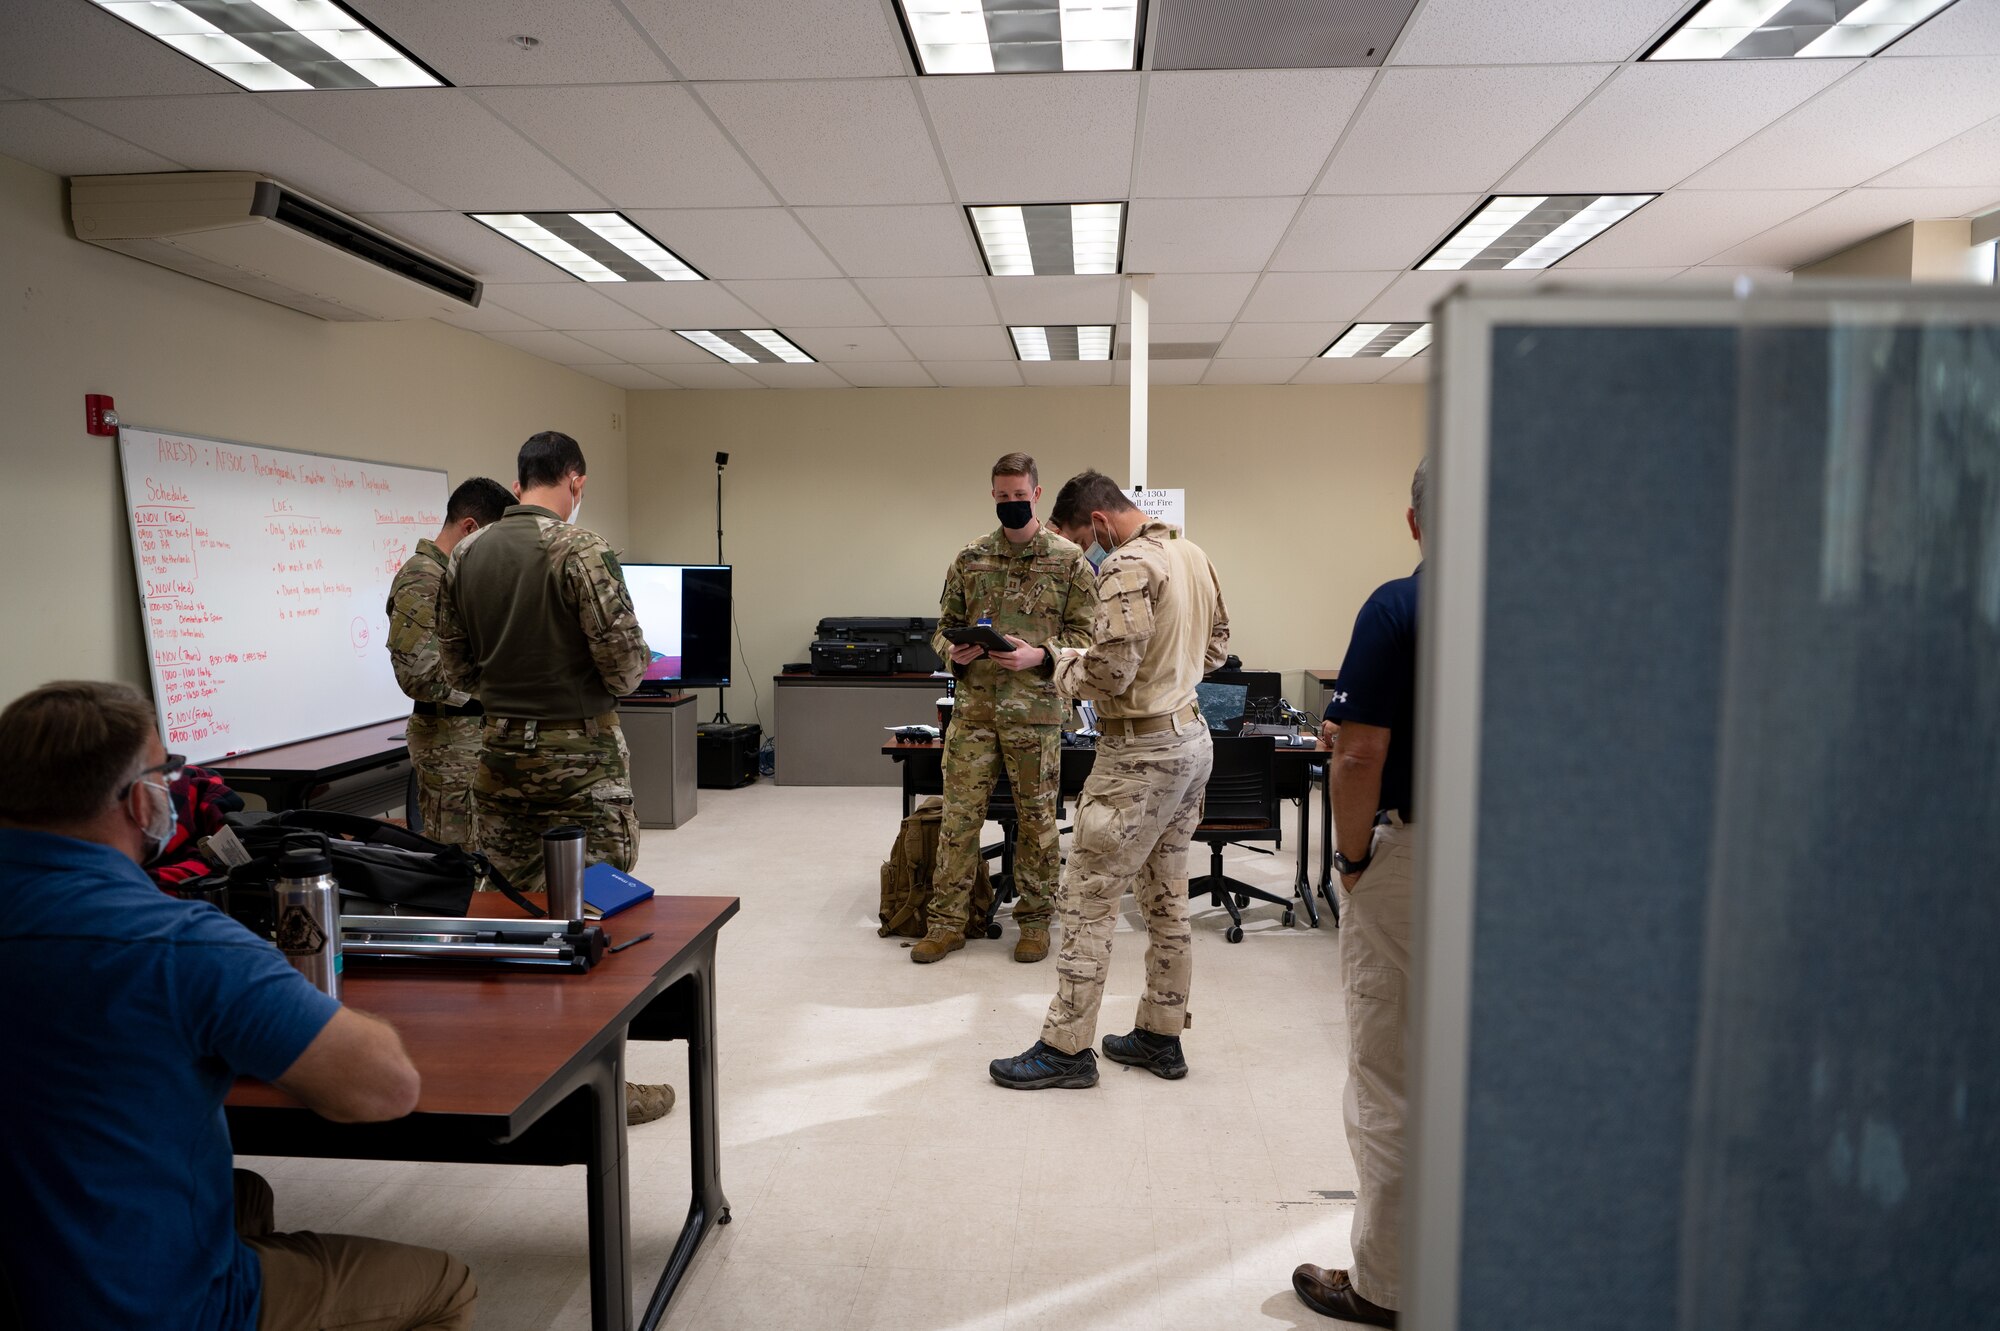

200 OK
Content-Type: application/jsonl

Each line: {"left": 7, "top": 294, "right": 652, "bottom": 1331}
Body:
{"left": 0, "top": 680, "right": 477, "bottom": 1330}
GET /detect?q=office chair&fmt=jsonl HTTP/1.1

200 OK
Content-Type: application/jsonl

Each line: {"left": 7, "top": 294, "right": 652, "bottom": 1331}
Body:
{"left": 1189, "top": 735, "right": 1291, "bottom": 943}
{"left": 982, "top": 763, "right": 1066, "bottom": 915}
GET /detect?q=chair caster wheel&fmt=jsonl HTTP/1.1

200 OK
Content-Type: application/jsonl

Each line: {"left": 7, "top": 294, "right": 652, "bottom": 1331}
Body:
{"left": 1226, "top": 925, "right": 1244, "bottom": 944}
{"left": 986, "top": 925, "right": 1002, "bottom": 940}
{"left": 1283, "top": 909, "right": 1295, "bottom": 926}
{"left": 1233, "top": 893, "right": 1248, "bottom": 908}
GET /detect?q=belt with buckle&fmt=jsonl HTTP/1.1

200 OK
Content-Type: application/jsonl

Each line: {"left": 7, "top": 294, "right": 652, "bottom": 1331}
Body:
{"left": 1095, "top": 702, "right": 1201, "bottom": 739}
{"left": 411, "top": 698, "right": 483, "bottom": 719}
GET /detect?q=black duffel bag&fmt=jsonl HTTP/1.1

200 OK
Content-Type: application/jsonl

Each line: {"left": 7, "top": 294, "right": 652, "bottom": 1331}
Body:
{"left": 223, "top": 809, "right": 544, "bottom": 925}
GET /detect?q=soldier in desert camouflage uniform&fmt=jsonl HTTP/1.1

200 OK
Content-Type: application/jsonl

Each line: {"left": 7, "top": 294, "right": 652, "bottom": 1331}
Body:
{"left": 385, "top": 477, "right": 512, "bottom": 850}
{"left": 436, "top": 430, "right": 673, "bottom": 1126}
{"left": 916, "top": 452, "right": 1096, "bottom": 966}
{"left": 991, "top": 470, "right": 1229, "bottom": 1091}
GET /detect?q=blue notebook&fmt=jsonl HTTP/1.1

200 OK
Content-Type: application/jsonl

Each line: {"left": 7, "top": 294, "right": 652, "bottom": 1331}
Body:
{"left": 583, "top": 862, "right": 655, "bottom": 919}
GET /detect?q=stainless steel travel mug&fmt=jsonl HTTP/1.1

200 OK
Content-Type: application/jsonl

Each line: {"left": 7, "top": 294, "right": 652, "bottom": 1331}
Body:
{"left": 272, "top": 845, "right": 342, "bottom": 999}
{"left": 542, "top": 825, "right": 587, "bottom": 922}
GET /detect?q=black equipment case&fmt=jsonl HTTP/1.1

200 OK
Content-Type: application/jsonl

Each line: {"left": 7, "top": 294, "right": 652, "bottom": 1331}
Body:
{"left": 812, "top": 616, "right": 943, "bottom": 675}
{"left": 696, "top": 723, "right": 761, "bottom": 788}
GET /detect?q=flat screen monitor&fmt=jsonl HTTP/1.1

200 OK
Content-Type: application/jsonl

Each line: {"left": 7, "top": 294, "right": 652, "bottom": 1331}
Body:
{"left": 623, "top": 564, "right": 731, "bottom": 692}
{"left": 1199, "top": 669, "right": 1281, "bottom": 731}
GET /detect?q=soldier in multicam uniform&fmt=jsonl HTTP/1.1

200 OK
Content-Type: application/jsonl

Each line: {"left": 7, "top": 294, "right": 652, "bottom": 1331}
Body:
{"left": 385, "top": 477, "right": 513, "bottom": 851}
{"left": 991, "top": 470, "right": 1229, "bottom": 1090}
{"left": 436, "top": 430, "right": 673, "bottom": 1125}
{"left": 915, "top": 452, "right": 1097, "bottom": 966}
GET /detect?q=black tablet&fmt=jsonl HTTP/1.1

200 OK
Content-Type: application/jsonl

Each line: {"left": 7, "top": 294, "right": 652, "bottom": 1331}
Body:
{"left": 941, "top": 624, "right": 1016, "bottom": 653}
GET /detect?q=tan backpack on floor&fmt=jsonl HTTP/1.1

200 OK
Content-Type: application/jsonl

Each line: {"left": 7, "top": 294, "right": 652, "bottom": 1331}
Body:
{"left": 878, "top": 796, "right": 997, "bottom": 940}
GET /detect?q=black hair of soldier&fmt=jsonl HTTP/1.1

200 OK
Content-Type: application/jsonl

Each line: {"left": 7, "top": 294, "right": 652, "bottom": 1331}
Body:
{"left": 518, "top": 430, "right": 587, "bottom": 490}
{"left": 1049, "top": 469, "right": 1138, "bottom": 530}
{"left": 444, "top": 476, "right": 515, "bottom": 527}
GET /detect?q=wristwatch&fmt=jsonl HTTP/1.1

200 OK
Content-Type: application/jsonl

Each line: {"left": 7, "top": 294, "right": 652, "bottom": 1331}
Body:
{"left": 1333, "top": 847, "right": 1372, "bottom": 877}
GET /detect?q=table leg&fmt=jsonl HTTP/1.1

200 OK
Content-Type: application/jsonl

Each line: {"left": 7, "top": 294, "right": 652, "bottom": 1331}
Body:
{"left": 638, "top": 944, "right": 731, "bottom": 1331}
{"left": 1317, "top": 765, "right": 1340, "bottom": 926}
{"left": 901, "top": 757, "right": 914, "bottom": 819}
{"left": 587, "top": 1044, "right": 634, "bottom": 1331}
{"left": 1293, "top": 780, "right": 1319, "bottom": 930}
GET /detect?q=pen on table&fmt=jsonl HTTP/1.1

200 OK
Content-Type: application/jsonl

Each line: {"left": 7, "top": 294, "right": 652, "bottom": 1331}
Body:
{"left": 608, "top": 931, "right": 654, "bottom": 953}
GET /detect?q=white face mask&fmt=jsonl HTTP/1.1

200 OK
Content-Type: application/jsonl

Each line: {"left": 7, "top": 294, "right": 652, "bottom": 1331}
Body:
{"left": 569, "top": 497, "right": 584, "bottom": 526}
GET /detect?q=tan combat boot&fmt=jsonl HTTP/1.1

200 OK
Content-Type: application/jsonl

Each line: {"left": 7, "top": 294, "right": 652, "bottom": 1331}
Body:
{"left": 1013, "top": 924, "right": 1050, "bottom": 963}
{"left": 626, "top": 1082, "right": 675, "bottom": 1126}
{"left": 911, "top": 928, "right": 965, "bottom": 964}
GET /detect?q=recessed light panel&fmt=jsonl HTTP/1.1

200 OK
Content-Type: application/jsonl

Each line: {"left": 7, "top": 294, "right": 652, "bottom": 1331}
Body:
{"left": 898, "top": 1, "right": 1143, "bottom": 74}
{"left": 1419, "top": 195, "right": 1656, "bottom": 272}
{"left": 469, "top": 213, "right": 703, "bottom": 283}
{"left": 1648, "top": 0, "right": 1960, "bottom": 60}
{"left": 968, "top": 203, "right": 1125, "bottom": 276}
{"left": 1011, "top": 325, "right": 1113, "bottom": 361}
{"left": 675, "top": 330, "right": 815, "bottom": 364}
{"left": 1322, "top": 323, "right": 1432, "bottom": 358}
{"left": 87, "top": 0, "right": 444, "bottom": 89}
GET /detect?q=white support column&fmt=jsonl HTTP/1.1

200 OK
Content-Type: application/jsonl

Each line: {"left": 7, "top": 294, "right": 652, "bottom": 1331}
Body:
{"left": 1128, "top": 273, "right": 1151, "bottom": 489}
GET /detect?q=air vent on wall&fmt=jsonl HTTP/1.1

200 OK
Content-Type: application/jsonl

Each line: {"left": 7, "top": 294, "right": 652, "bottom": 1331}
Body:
{"left": 69, "top": 172, "right": 482, "bottom": 321}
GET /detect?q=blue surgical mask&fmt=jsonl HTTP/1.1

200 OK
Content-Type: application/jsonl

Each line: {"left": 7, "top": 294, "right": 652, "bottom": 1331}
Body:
{"left": 1085, "top": 543, "right": 1108, "bottom": 572}
{"left": 138, "top": 779, "right": 178, "bottom": 861}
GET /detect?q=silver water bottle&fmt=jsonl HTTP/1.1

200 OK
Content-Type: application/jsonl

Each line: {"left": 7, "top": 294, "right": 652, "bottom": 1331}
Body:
{"left": 272, "top": 845, "right": 342, "bottom": 999}
{"left": 542, "top": 826, "right": 587, "bottom": 922}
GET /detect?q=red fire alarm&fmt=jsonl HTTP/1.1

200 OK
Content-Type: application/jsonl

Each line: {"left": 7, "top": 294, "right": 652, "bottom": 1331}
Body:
{"left": 85, "top": 394, "right": 119, "bottom": 437}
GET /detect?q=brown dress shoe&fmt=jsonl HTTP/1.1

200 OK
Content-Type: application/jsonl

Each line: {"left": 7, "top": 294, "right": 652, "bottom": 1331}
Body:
{"left": 626, "top": 1082, "right": 675, "bottom": 1126}
{"left": 910, "top": 929, "right": 965, "bottom": 963}
{"left": 1013, "top": 924, "right": 1050, "bottom": 963}
{"left": 1292, "top": 1265, "right": 1396, "bottom": 1326}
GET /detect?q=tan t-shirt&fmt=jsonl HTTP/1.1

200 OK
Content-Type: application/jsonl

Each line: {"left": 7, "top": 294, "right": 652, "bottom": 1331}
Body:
{"left": 1052, "top": 521, "right": 1229, "bottom": 720}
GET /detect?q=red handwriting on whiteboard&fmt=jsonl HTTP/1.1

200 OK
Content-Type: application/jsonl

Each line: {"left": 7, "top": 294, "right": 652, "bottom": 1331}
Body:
{"left": 145, "top": 479, "right": 191, "bottom": 502}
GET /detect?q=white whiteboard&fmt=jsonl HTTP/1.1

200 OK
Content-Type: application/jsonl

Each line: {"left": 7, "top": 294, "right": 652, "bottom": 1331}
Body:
{"left": 117, "top": 426, "right": 449, "bottom": 763}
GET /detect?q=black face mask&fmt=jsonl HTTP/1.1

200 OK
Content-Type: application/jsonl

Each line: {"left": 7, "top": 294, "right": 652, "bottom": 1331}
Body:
{"left": 996, "top": 500, "right": 1034, "bottom": 530}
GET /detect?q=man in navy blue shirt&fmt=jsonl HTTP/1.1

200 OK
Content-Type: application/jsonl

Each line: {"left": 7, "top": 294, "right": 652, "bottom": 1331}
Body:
{"left": 1293, "top": 460, "right": 1425, "bottom": 1328}
{"left": 0, "top": 681, "right": 476, "bottom": 1330}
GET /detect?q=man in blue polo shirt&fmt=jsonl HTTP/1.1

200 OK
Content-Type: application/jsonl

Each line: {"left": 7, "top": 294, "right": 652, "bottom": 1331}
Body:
{"left": 0, "top": 680, "right": 476, "bottom": 1330}
{"left": 1292, "top": 459, "right": 1426, "bottom": 1328}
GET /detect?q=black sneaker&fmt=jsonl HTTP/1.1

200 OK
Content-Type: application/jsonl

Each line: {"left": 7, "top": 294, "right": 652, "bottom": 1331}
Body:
{"left": 989, "top": 1041, "right": 1099, "bottom": 1090}
{"left": 1101, "top": 1028, "right": 1188, "bottom": 1080}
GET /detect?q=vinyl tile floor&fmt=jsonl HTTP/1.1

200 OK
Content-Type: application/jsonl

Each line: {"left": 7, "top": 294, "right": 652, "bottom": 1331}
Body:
{"left": 240, "top": 780, "right": 1359, "bottom": 1329}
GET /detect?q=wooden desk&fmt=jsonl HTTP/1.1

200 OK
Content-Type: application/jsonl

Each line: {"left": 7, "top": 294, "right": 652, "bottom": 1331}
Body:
{"left": 227, "top": 893, "right": 739, "bottom": 1331}
{"left": 207, "top": 719, "right": 411, "bottom": 813}
{"left": 883, "top": 737, "right": 1329, "bottom": 928}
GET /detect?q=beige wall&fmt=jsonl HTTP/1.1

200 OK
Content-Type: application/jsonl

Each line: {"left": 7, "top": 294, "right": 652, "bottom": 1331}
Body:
{"left": 628, "top": 383, "right": 1426, "bottom": 732}
{"left": 0, "top": 152, "right": 629, "bottom": 704}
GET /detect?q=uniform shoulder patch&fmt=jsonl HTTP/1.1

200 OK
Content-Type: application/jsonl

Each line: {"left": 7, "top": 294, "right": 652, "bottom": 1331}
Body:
{"left": 600, "top": 548, "right": 625, "bottom": 583}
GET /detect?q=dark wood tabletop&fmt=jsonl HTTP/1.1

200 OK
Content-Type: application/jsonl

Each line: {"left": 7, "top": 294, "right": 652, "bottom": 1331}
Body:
{"left": 206, "top": 719, "right": 409, "bottom": 779}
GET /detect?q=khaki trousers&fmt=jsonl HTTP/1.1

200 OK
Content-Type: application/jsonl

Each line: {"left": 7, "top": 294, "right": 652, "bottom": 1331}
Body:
{"left": 1339, "top": 818, "right": 1413, "bottom": 1311}
{"left": 235, "top": 1171, "right": 477, "bottom": 1331}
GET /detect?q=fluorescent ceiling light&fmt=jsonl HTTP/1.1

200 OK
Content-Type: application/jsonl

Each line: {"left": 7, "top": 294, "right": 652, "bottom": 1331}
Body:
{"left": 1011, "top": 325, "right": 1113, "bottom": 361}
{"left": 897, "top": 1, "right": 1142, "bottom": 74}
{"left": 1322, "top": 323, "right": 1431, "bottom": 359}
{"left": 1419, "top": 195, "right": 1656, "bottom": 272}
{"left": 968, "top": 203, "right": 1125, "bottom": 276}
{"left": 1647, "top": 0, "right": 1960, "bottom": 60}
{"left": 469, "top": 212, "right": 703, "bottom": 283}
{"left": 88, "top": 0, "right": 444, "bottom": 90}
{"left": 675, "top": 330, "right": 815, "bottom": 365}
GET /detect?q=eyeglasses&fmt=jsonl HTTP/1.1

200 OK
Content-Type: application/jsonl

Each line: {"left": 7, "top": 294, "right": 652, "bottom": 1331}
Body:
{"left": 120, "top": 753, "right": 186, "bottom": 797}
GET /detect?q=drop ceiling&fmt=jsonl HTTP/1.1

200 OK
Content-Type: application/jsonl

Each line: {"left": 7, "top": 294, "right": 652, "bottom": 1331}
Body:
{"left": 1, "top": 0, "right": 1996, "bottom": 389}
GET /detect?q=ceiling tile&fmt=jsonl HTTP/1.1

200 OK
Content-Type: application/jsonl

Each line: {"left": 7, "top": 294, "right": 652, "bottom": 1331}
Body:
{"left": 1119, "top": 322, "right": 1233, "bottom": 347}
{"left": 624, "top": 0, "right": 907, "bottom": 79}
{"left": 1293, "top": 358, "right": 1398, "bottom": 384}
{"left": 483, "top": 285, "right": 657, "bottom": 330}
{"left": 0, "top": 0, "right": 234, "bottom": 98}
{"left": 1238, "top": 271, "right": 1398, "bottom": 322}
{"left": 1321, "top": 64, "right": 1613, "bottom": 195}
{"left": 570, "top": 330, "right": 719, "bottom": 364}
{"left": 927, "top": 362, "right": 1024, "bottom": 387}
{"left": 626, "top": 208, "right": 839, "bottom": 279}
{"left": 698, "top": 80, "right": 952, "bottom": 206}
{"left": 1533, "top": 267, "right": 1687, "bottom": 287}
{"left": 572, "top": 364, "right": 675, "bottom": 390}
{"left": 1504, "top": 60, "right": 1855, "bottom": 195}
{"left": 1687, "top": 56, "right": 2000, "bottom": 191}
{"left": 1135, "top": 70, "right": 1369, "bottom": 198}
{"left": 722, "top": 278, "right": 882, "bottom": 325}
{"left": 596, "top": 280, "right": 767, "bottom": 326}
{"left": 356, "top": 0, "right": 670, "bottom": 85}
{"left": 1125, "top": 197, "right": 1302, "bottom": 273}
{"left": 1202, "top": 358, "right": 1310, "bottom": 384}
{"left": 922, "top": 73, "right": 1140, "bottom": 202}
{"left": 785, "top": 327, "right": 916, "bottom": 362}
{"left": 1359, "top": 269, "right": 1537, "bottom": 321}
{"left": 1113, "top": 360, "right": 1210, "bottom": 385}
{"left": 897, "top": 326, "right": 1017, "bottom": 360}
{"left": 1392, "top": 0, "right": 1689, "bottom": 65}
{"left": 266, "top": 90, "right": 604, "bottom": 212}
{"left": 360, "top": 211, "right": 573, "bottom": 283}
{"left": 62, "top": 96, "right": 440, "bottom": 213}
{"left": 475, "top": 85, "right": 773, "bottom": 209}
{"left": 0, "top": 103, "right": 176, "bottom": 176}
{"left": 740, "top": 362, "right": 851, "bottom": 388}
{"left": 1883, "top": 0, "right": 2000, "bottom": 55}
{"left": 1124, "top": 273, "right": 1258, "bottom": 322}
{"left": 1269, "top": 194, "right": 1479, "bottom": 271}
{"left": 1020, "top": 362, "right": 1114, "bottom": 386}
{"left": 653, "top": 363, "right": 760, "bottom": 388}
{"left": 836, "top": 362, "right": 938, "bottom": 387}
{"left": 434, "top": 302, "right": 541, "bottom": 333}
{"left": 1873, "top": 115, "right": 2000, "bottom": 189}
{"left": 1560, "top": 189, "right": 1838, "bottom": 267}
{"left": 1665, "top": 266, "right": 1793, "bottom": 287}
{"left": 1381, "top": 358, "right": 1429, "bottom": 383}
{"left": 1218, "top": 323, "right": 1346, "bottom": 358}
{"left": 1712, "top": 186, "right": 2000, "bottom": 268}
{"left": 796, "top": 206, "right": 984, "bottom": 277}
{"left": 483, "top": 330, "right": 618, "bottom": 365}
{"left": 855, "top": 276, "right": 999, "bottom": 325}
{"left": 990, "top": 276, "right": 1122, "bottom": 324}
